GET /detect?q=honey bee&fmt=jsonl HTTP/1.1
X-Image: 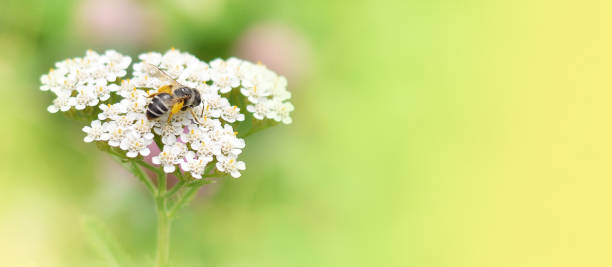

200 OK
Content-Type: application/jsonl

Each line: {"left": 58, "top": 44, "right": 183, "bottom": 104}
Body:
{"left": 143, "top": 63, "right": 202, "bottom": 123}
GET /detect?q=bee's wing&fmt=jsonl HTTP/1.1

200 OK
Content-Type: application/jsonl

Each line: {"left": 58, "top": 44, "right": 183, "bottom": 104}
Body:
{"left": 142, "top": 63, "right": 184, "bottom": 89}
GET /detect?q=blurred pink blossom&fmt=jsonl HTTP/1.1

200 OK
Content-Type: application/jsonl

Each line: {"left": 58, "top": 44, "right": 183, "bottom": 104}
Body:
{"left": 234, "top": 22, "right": 311, "bottom": 84}
{"left": 74, "top": 0, "right": 162, "bottom": 47}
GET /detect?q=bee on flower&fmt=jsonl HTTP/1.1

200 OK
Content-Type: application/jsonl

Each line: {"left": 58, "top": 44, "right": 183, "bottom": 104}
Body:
{"left": 41, "top": 48, "right": 294, "bottom": 179}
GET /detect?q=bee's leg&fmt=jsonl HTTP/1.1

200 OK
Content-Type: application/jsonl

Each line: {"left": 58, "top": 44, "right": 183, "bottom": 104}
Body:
{"left": 148, "top": 85, "right": 173, "bottom": 98}
{"left": 189, "top": 109, "right": 202, "bottom": 124}
{"left": 167, "top": 101, "right": 184, "bottom": 123}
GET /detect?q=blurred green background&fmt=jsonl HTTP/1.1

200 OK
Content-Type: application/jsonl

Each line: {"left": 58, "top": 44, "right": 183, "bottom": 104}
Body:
{"left": 1, "top": 0, "right": 612, "bottom": 266}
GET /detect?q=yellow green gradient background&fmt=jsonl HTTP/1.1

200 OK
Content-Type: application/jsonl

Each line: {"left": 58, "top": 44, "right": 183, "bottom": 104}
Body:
{"left": 1, "top": 0, "right": 611, "bottom": 266}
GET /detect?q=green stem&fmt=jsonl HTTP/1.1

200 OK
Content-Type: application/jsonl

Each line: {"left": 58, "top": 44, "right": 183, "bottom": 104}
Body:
{"left": 165, "top": 180, "right": 185, "bottom": 198}
{"left": 106, "top": 150, "right": 156, "bottom": 195}
{"left": 134, "top": 160, "right": 163, "bottom": 176}
{"left": 168, "top": 184, "right": 203, "bottom": 219}
{"left": 130, "top": 161, "right": 157, "bottom": 195}
{"left": 155, "top": 170, "right": 171, "bottom": 267}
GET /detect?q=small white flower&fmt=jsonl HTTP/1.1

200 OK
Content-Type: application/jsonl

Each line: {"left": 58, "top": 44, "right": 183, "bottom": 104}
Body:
{"left": 152, "top": 149, "right": 178, "bottom": 173}
{"left": 106, "top": 122, "right": 127, "bottom": 147}
{"left": 179, "top": 61, "right": 210, "bottom": 83}
{"left": 209, "top": 95, "right": 230, "bottom": 118}
{"left": 115, "top": 114, "right": 136, "bottom": 128}
{"left": 82, "top": 120, "right": 109, "bottom": 143}
{"left": 74, "top": 87, "right": 98, "bottom": 110}
{"left": 221, "top": 105, "right": 245, "bottom": 123}
{"left": 98, "top": 103, "right": 125, "bottom": 120}
{"left": 133, "top": 117, "right": 155, "bottom": 139}
{"left": 103, "top": 50, "right": 131, "bottom": 81}
{"left": 180, "top": 151, "right": 212, "bottom": 179}
{"left": 117, "top": 79, "right": 137, "bottom": 97}
{"left": 246, "top": 101, "right": 269, "bottom": 120}
{"left": 275, "top": 102, "right": 294, "bottom": 124}
{"left": 215, "top": 155, "right": 246, "bottom": 178}
{"left": 211, "top": 72, "right": 240, "bottom": 94}
{"left": 40, "top": 68, "right": 68, "bottom": 92}
{"left": 120, "top": 132, "right": 152, "bottom": 158}
{"left": 197, "top": 117, "right": 222, "bottom": 132}
{"left": 93, "top": 84, "right": 116, "bottom": 101}
{"left": 191, "top": 135, "right": 221, "bottom": 157}
{"left": 219, "top": 135, "right": 245, "bottom": 156}
{"left": 138, "top": 52, "right": 162, "bottom": 66}
{"left": 47, "top": 92, "right": 74, "bottom": 113}
{"left": 271, "top": 76, "right": 291, "bottom": 101}
{"left": 122, "top": 98, "right": 147, "bottom": 114}
{"left": 180, "top": 125, "right": 204, "bottom": 144}
{"left": 152, "top": 143, "right": 187, "bottom": 173}
{"left": 154, "top": 122, "right": 184, "bottom": 145}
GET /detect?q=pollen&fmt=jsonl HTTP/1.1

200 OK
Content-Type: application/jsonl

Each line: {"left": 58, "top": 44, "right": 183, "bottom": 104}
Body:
{"left": 233, "top": 131, "right": 238, "bottom": 136}
{"left": 191, "top": 129, "right": 194, "bottom": 134}
{"left": 232, "top": 106, "right": 237, "bottom": 110}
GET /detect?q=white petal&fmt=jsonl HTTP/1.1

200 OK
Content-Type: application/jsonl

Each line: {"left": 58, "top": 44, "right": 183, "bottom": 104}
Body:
{"left": 126, "top": 151, "right": 138, "bottom": 158}
{"left": 47, "top": 105, "right": 59, "bottom": 113}
{"left": 140, "top": 148, "right": 150, "bottom": 156}
{"left": 230, "top": 171, "right": 241, "bottom": 178}
{"left": 152, "top": 157, "right": 161, "bottom": 165}
{"left": 108, "top": 141, "right": 120, "bottom": 147}
{"left": 163, "top": 165, "right": 176, "bottom": 173}
{"left": 84, "top": 136, "right": 94, "bottom": 143}
{"left": 215, "top": 162, "right": 224, "bottom": 172}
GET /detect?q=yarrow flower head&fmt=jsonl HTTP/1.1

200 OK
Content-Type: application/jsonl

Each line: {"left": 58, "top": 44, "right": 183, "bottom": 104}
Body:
{"left": 41, "top": 49, "right": 294, "bottom": 180}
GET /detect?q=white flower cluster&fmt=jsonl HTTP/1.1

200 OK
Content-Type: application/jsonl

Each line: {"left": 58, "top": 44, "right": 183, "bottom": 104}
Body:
{"left": 40, "top": 50, "right": 131, "bottom": 112}
{"left": 42, "top": 49, "right": 293, "bottom": 179}
{"left": 133, "top": 49, "right": 294, "bottom": 124}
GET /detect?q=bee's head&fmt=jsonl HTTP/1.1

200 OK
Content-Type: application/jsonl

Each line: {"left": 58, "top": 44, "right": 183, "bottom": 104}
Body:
{"left": 191, "top": 88, "right": 201, "bottom": 107}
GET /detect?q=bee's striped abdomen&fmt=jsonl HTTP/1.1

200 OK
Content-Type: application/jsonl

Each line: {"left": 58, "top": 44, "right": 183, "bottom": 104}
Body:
{"left": 146, "top": 93, "right": 172, "bottom": 119}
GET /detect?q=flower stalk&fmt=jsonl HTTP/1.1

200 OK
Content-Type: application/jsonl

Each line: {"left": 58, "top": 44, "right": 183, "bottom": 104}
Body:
{"left": 155, "top": 169, "right": 170, "bottom": 267}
